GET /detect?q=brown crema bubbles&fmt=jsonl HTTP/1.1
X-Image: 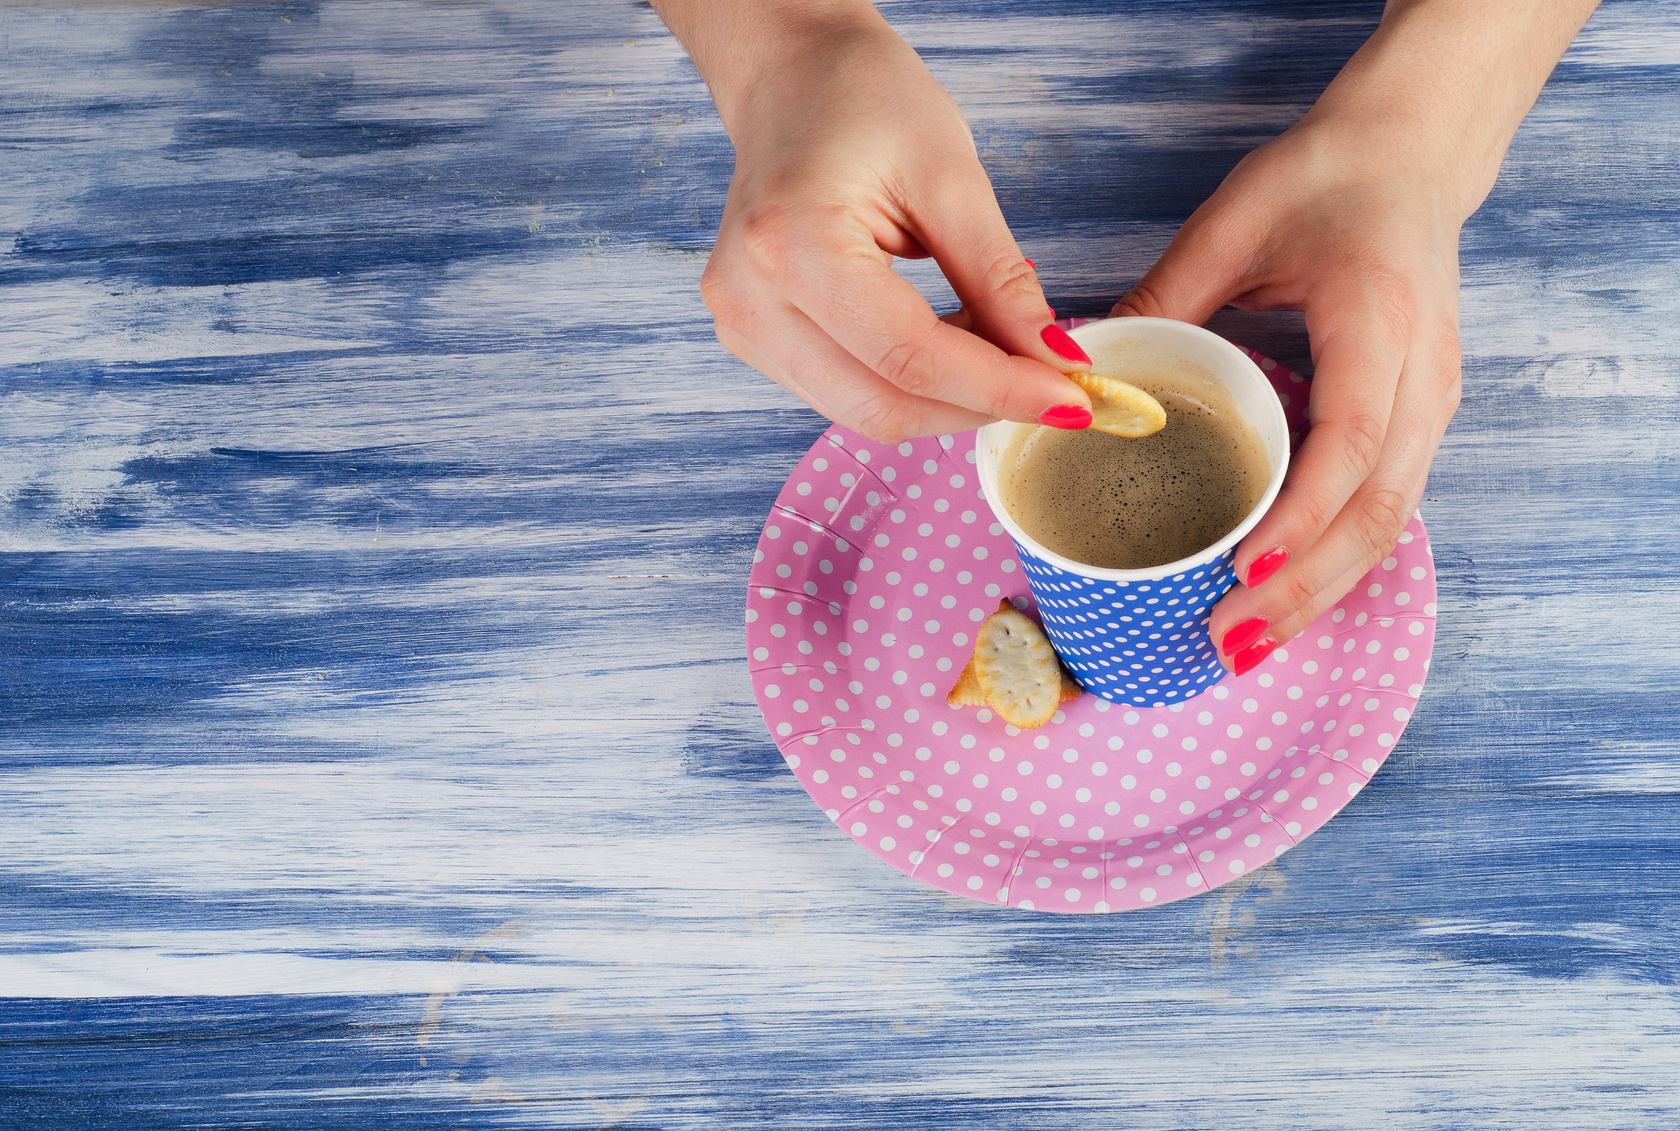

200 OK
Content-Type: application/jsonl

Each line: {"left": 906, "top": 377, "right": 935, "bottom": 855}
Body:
{"left": 998, "top": 356, "right": 1270, "bottom": 571}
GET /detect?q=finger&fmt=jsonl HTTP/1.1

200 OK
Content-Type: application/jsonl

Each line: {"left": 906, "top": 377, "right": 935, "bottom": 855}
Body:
{"left": 715, "top": 302, "right": 992, "bottom": 442}
{"left": 905, "top": 175, "right": 1080, "bottom": 372}
{"left": 891, "top": 235, "right": 931, "bottom": 260}
{"left": 1210, "top": 335, "right": 1460, "bottom": 667}
{"left": 1268, "top": 341, "right": 1458, "bottom": 646}
{"left": 746, "top": 209, "right": 1091, "bottom": 426}
{"left": 940, "top": 299, "right": 1055, "bottom": 335}
{"left": 1109, "top": 204, "right": 1253, "bottom": 325}
{"left": 1217, "top": 463, "right": 1432, "bottom": 675}
{"left": 1228, "top": 295, "right": 1409, "bottom": 588}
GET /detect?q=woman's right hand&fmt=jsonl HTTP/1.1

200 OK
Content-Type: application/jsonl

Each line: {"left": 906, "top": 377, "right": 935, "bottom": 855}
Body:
{"left": 656, "top": 1, "right": 1095, "bottom": 442}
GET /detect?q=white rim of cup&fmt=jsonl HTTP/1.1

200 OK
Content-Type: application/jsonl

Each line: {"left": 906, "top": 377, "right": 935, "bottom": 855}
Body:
{"left": 977, "top": 316, "right": 1290, "bottom": 583}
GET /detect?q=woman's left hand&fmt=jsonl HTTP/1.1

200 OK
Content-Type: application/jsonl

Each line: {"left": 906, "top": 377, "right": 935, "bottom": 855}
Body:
{"left": 1114, "top": 0, "right": 1600, "bottom": 675}
{"left": 1112, "top": 118, "right": 1465, "bottom": 675}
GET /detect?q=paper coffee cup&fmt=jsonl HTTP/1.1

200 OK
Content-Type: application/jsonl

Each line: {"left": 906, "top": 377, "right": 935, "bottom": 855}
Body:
{"left": 977, "top": 317, "right": 1290, "bottom": 707}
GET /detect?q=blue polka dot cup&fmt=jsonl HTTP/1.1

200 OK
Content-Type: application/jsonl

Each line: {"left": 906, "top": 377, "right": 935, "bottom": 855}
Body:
{"left": 977, "top": 317, "right": 1289, "bottom": 708}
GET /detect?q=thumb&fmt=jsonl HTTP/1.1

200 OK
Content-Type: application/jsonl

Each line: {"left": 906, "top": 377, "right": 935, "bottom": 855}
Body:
{"left": 1111, "top": 210, "right": 1249, "bottom": 325}
{"left": 912, "top": 172, "right": 1097, "bottom": 387}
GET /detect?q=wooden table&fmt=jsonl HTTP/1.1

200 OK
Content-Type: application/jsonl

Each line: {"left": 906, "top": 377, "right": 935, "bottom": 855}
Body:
{"left": 4, "top": 0, "right": 1677, "bottom": 1125}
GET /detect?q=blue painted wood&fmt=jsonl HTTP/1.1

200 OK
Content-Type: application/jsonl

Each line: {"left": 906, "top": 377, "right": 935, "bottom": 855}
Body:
{"left": 2, "top": 0, "right": 1678, "bottom": 1126}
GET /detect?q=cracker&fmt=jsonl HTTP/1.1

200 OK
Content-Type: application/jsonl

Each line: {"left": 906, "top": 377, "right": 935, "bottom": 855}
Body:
{"left": 1060, "top": 669, "right": 1082, "bottom": 702}
{"left": 972, "top": 599, "right": 1065, "bottom": 730}
{"left": 945, "top": 654, "right": 988, "bottom": 707}
{"left": 947, "top": 600, "right": 1083, "bottom": 726}
{"left": 949, "top": 647, "right": 1082, "bottom": 709}
{"left": 1069, "top": 370, "right": 1167, "bottom": 438}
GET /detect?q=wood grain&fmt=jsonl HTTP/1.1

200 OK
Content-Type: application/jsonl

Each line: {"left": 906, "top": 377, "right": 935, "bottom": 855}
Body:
{"left": 2, "top": 0, "right": 1677, "bottom": 1125}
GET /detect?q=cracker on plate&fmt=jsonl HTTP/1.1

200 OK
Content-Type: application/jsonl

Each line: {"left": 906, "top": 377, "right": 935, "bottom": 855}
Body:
{"left": 946, "top": 600, "right": 1081, "bottom": 728}
{"left": 945, "top": 654, "right": 988, "bottom": 708}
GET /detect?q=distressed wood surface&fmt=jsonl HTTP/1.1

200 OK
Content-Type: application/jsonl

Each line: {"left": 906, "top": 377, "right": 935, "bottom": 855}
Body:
{"left": 2, "top": 0, "right": 1678, "bottom": 1126}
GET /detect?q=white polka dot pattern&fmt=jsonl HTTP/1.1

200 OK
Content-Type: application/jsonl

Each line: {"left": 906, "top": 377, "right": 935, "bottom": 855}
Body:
{"left": 1020, "top": 547, "right": 1237, "bottom": 706}
{"left": 746, "top": 348, "right": 1436, "bottom": 914}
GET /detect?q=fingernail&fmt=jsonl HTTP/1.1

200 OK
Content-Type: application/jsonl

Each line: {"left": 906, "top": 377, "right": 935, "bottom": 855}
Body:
{"left": 1038, "top": 404, "right": 1092, "bottom": 430}
{"left": 1246, "top": 546, "right": 1289, "bottom": 588}
{"left": 1024, "top": 257, "right": 1036, "bottom": 269}
{"left": 1232, "top": 636, "right": 1279, "bottom": 677}
{"left": 1221, "top": 616, "right": 1269, "bottom": 656}
{"left": 1040, "top": 323, "right": 1090, "bottom": 366}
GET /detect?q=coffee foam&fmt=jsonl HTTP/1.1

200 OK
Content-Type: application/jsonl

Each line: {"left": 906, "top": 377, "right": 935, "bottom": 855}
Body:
{"left": 998, "top": 348, "right": 1270, "bottom": 571}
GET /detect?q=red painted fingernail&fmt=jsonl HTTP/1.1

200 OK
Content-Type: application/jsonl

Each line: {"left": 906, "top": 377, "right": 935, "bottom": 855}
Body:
{"left": 1040, "top": 323, "right": 1090, "bottom": 365}
{"left": 1038, "top": 404, "right": 1092, "bottom": 430}
{"left": 1231, "top": 636, "right": 1279, "bottom": 677}
{"left": 1246, "top": 546, "right": 1289, "bottom": 588}
{"left": 1221, "top": 616, "right": 1269, "bottom": 656}
{"left": 1024, "top": 257, "right": 1036, "bottom": 269}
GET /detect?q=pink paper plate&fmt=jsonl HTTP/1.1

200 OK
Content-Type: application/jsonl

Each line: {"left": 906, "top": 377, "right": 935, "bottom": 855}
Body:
{"left": 746, "top": 350, "right": 1436, "bottom": 913}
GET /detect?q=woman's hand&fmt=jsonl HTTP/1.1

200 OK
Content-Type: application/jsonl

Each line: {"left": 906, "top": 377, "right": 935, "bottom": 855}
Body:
{"left": 1115, "top": 0, "right": 1600, "bottom": 674}
{"left": 654, "top": 0, "right": 1095, "bottom": 442}
{"left": 1113, "top": 121, "right": 1465, "bottom": 674}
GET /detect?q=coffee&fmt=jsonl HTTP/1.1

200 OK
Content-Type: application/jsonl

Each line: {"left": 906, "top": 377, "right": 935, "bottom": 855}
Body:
{"left": 997, "top": 350, "right": 1271, "bottom": 571}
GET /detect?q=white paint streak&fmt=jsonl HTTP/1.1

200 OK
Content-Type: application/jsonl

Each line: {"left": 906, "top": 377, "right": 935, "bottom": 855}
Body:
{"left": 2, "top": 2, "right": 1677, "bottom": 1123}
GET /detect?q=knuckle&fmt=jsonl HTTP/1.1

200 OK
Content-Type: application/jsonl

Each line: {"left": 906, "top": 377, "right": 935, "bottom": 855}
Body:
{"left": 1372, "top": 282, "right": 1418, "bottom": 339}
{"left": 711, "top": 318, "right": 745, "bottom": 358}
{"left": 1434, "top": 353, "right": 1465, "bottom": 407}
{"left": 1439, "top": 370, "right": 1464, "bottom": 416}
{"left": 871, "top": 325, "right": 943, "bottom": 396}
{"left": 737, "top": 206, "right": 803, "bottom": 278}
{"left": 1425, "top": 324, "right": 1464, "bottom": 402}
{"left": 1115, "top": 280, "right": 1166, "bottom": 319}
{"left": 978, "top": 252, "right": 1042, "bottom": 306}
{"left": 1259, "top": 479, "right": 1323, "bottom": 547}
{"left": 1266, "top": 575, "right": 1338, "bottom": 646}
{"left": 1274, "top": 570, "right": 1320, "bottom": 623}
{"left": 1335, "top": 411, "right": 1388, "bottom": 477}
{"left": 1297, "top": 502, "right": 1337, "bottom": 541}
{"left": 848, "top": 392, "right": 921, "bottom": 446}
{"left": 699, "top": 263, "right": 747, "bottom": 325}
{"left": 1279, "top": 479, "right": 1337, "bottom": 537}
{"left": 1355, "top": 483, "right": 1412, "bottom": 546}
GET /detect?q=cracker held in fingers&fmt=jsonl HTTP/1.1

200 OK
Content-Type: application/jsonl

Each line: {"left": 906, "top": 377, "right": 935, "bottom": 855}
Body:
{"left": 1068, "top": 370, "right": 1167, "bottom": 438}
{"left": 972, "top": 600, "right": 1067, "bottom": 729}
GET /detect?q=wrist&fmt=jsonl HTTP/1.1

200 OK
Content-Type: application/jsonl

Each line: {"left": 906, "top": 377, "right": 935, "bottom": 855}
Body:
{"left": 651, "top": 0, "right": 895, "bottom": 140}
{"left": 1278, "top": 110, "right": 1484, "bottom": 231}
{"left": 1300, "top": 0, "right": 1599, "bottom": 223}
